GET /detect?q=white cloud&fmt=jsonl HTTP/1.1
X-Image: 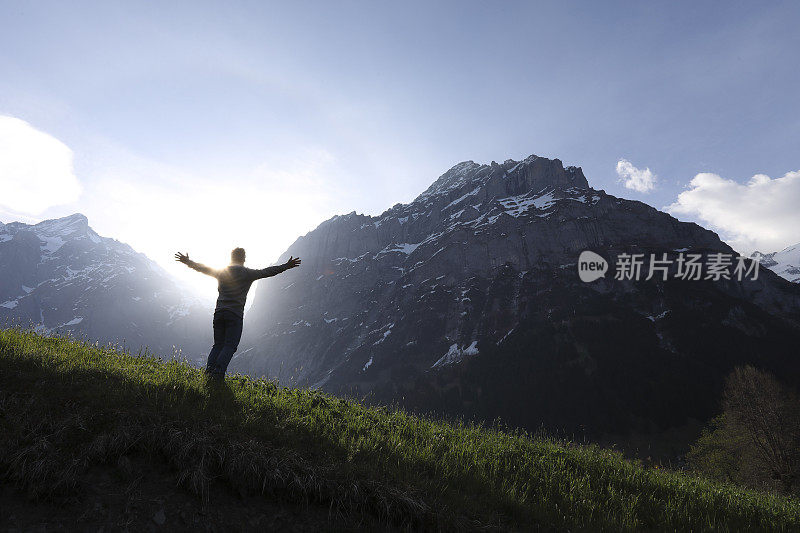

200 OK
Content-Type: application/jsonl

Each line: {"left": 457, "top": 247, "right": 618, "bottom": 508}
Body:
{"left": 666, "top": 170, "right": 800, "bottom": 254}
{"left": 616, "top": 159, "right": 657, "bottom": 193}
{"left": 0, "top": 116, "right": 82, "bottom": 214}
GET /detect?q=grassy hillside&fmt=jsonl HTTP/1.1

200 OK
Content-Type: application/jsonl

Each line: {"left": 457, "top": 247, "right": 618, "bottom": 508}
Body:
{"left": 1, "top": 328, "right": 799, "bottom": 531}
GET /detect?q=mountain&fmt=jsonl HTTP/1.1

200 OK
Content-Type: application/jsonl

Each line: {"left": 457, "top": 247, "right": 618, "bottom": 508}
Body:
{"left": 752, "top": 243, "right": 800, "bottom": 283}
{"left": 234, "top": 154, "right": 800, "bottom": 450}
{"left": 0, "top": 213, "right": 210, "bottom": 359}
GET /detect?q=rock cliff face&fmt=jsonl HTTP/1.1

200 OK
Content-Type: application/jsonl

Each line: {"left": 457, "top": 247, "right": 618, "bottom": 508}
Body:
{"left": 235, "top": 155, "right": 800, "bottom": 441}
{"left": 0, "top": 214, "right": 210, "bottom": 359}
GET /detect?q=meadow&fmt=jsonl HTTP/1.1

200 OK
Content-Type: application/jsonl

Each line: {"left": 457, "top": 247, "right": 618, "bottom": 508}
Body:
{"left": 1, "top": 328, "right": 798, "bottom": 531}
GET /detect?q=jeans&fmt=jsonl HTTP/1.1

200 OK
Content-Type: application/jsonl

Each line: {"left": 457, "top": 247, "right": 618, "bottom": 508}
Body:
{"left": 206, "top": 310, "right": 243, "bottom": 377}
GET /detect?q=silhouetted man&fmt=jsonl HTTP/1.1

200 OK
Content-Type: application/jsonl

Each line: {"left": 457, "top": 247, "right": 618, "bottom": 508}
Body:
{"left": 175, "top": 248, "right": 301, "bottom": 379}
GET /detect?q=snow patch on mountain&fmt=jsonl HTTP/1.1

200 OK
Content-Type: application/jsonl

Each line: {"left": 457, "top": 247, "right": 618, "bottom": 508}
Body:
{"left": 752, "top": 243, "right": 800, "bottom": 283}
{"left": 372, "top": 323, "right": 394, "bottom": 345}
{"left": 40, "top": 235, "right": 66, "bottom": 253}
{"left": 418, "top": 161, "right": 484, "bottom": 200}
{"left": 444, "top": 185, "right": 482, "bottom": 210}
{"left": 374, "top": 242, "right": 421, "bottom": 258}
{"left": 498, "top": 189, "right": 556, "bottom": 217}
{"left": 432, "top": 341, "right": 479, "bottom": 368}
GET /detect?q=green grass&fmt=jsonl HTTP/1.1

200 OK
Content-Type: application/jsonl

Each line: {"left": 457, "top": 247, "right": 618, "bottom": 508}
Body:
{"left": 1, "top": 328, "right": 799, "bottom": 531}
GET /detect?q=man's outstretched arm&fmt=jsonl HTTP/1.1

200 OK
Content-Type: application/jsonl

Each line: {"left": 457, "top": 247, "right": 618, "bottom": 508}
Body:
{"left": 254, "top": 255, "right": 301, "bottom": 279}
{"left": 174, "top": 252, "right": 219, "bottom": 277}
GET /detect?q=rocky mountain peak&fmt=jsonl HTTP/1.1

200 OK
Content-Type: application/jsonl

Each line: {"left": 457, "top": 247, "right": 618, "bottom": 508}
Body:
{"left": 33, "top": 213, "right": 91, "bottom": 237}
{"left": 415, "top": 154, "right": 588, "bottom": 204}
{"left": 752, "top": 243, "right": 800, "bottom": 283}
{"left": 0, "top": 213, "right": 108, "bottom": 254}
{"left": 238, "top": 151, "right": 800, "bottom": 446}
{"left": 305, "top": 155, "right": 592, "bottom": 243}
{"left": 0, "top": 212, "right": 210, "bottom": 359}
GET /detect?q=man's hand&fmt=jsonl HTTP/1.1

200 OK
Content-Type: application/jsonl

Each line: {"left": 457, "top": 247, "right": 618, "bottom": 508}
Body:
{"left": 285, "top": 256, "right": 301, "bottom": 269}
{"left": 174, "top": 252, "right": 190, "bottom": 265}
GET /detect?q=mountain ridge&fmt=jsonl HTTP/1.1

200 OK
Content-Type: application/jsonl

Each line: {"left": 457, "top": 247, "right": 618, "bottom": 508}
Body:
{"left": 752, "top": 243, "right": 800, "bottom": 283}
{"left": 1, "top": 154, "right": 798, "bottom": 452}
{"left": 236, "top": 153, "right": 800, "bottom": 450}
{"left": 0, "top": 213, "right": 210, "bottom": 359}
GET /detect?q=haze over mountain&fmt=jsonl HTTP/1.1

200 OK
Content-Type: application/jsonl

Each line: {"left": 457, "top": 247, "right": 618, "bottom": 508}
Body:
{"left": 235, "top": 154, "right": 800, "bottom": 450}
{"left": 0, "top": 214, "right": 210, "bottom": 359}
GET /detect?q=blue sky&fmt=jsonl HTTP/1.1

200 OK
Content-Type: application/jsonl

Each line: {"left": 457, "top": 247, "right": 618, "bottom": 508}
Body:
{"left": 1, "top": 1, "right": 799, "bottom": 291}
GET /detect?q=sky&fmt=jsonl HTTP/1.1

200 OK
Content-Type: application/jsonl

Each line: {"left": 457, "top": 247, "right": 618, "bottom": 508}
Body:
{"left": 1, "top": 1, "right": 799, "bottom": 295}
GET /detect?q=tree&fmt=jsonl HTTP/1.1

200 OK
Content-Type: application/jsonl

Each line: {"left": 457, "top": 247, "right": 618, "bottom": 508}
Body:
{"left": 722, "top": 366, "right": 800, "bottom": 493}
{"left": 686, "top": 414, "right": 746, "bottom": 484}
{"left": 688, "top": 366, "right": 800, "bottom": 494}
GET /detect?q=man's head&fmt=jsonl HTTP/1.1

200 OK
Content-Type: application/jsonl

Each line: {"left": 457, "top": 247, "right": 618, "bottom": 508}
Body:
{"left": 231, "top": 247, "right": 246, "bottom": 265}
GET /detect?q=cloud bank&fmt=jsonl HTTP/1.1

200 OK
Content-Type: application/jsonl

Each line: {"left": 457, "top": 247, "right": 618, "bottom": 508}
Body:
{"left": 0, "top": 116, "right": 82, "bottom": 215}
{"left": 616, "top": 159, "right": 656, "bottom": 193}
{"left": 666, "top": 170, "right": 800, "bottom": 254}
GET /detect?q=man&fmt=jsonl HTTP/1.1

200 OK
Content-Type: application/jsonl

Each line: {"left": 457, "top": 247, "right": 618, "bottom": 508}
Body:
{"left": 175, "top": 247, "right": 301, "bottom": 379}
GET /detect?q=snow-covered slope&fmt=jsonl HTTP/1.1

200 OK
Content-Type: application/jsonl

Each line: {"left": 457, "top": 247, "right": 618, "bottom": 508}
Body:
{"left": 0, "top": 214, "right": 210, "bottom": 360}
{"left": 752, "top": 243, "right": 800, "bottom": 283}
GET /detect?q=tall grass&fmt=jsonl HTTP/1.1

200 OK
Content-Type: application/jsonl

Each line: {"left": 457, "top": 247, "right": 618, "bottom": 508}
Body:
{"left": 1, "top": 328, "right": 798, "bottom": 530}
